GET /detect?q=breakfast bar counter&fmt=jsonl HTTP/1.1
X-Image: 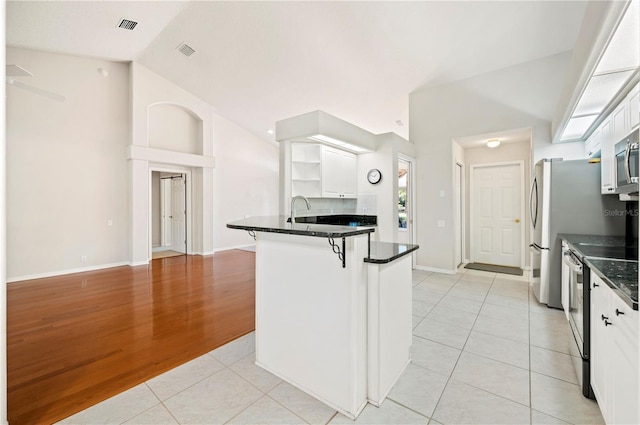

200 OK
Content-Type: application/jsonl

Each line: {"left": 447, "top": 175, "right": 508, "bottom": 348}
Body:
{"left": 227, "top": 216, "right": 417, "bottom": 419}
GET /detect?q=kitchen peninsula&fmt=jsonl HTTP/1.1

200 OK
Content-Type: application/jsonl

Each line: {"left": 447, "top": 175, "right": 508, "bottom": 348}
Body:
{"left": 227, "top": 216, "right": 418, "bottom": 419}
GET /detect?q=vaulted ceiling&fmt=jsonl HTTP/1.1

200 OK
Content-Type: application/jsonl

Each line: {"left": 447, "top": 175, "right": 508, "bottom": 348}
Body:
{"left": 6, "top": 1, "right": 589, "bottom": 143}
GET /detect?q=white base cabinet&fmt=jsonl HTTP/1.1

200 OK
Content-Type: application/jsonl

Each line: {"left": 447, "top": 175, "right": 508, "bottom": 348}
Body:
{"left": 253, "top": 232, "right": 414, "bottom": 419}
{"left": 366, "top": 256, "right": 412, "bottom": 406}
{"left": 590, "top": 271, "right": 639, "bottom": 425}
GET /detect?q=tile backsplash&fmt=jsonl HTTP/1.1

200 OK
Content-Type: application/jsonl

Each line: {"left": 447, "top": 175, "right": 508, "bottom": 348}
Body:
{"left": 294, "top": 196, "right": 377, "bottom": 217}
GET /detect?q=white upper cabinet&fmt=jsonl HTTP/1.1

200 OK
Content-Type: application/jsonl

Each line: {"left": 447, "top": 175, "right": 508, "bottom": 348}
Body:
{"left": 599, "top": 119, "right": 616, "bottom": 194}
{"left": 597, "top": 82, "right": 640, "bottom": 194}
{"left": 612, "top": 100, "right": 629, "bottom": 142}
{"left": 629, "top": 82, "right": 639, "bottom": 130}
{"left": 291, "top": 143, "right": 357, "bottom": 199}
{"left": 321, "top": 145, "right": 357, "bottom": 198}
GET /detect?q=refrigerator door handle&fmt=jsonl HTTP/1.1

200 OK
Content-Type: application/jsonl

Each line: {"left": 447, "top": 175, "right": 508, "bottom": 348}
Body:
{"left": 530, "top": 177, "right": 538, "bottom": 228}
{"left": 625, "top": 141, "right": 632, "bottom": 184}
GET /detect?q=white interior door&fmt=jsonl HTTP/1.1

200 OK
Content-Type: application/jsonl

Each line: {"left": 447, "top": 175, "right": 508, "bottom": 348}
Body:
{"left": 171, "top": 176, "right": 186, "bottom": 253}
{"left": 160, "top": 179, "right": 172, "bottom": 247}
{"left": 472, "top": 163, "right": 522, "bottom": 267}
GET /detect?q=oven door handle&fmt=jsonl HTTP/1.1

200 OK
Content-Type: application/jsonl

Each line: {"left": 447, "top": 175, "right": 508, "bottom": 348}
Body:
{"left": 562, "top": 251, "right": 583, "bottom": 273}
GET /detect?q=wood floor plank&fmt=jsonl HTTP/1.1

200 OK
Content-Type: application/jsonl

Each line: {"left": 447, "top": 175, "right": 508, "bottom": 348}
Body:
{"left": 7, "top": 250, "right": 256, "bottom": 425}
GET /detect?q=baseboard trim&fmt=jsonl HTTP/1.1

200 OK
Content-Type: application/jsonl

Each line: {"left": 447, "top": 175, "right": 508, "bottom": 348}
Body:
{"left": 213, "top": 245, "right": 256, "bottom": 253}
{"left": 7, "top": 261, "right": 132, "bottom": 283}
{"left": 413, "top": 265, "right": 458, "bottom": 275}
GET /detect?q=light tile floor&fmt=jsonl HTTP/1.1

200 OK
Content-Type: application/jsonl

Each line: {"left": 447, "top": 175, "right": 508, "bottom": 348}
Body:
{"left": 57, "top": 268, "right": 604, "bottom": 425}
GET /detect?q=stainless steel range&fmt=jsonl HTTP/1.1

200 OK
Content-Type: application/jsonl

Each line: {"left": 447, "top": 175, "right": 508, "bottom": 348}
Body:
{"left": 560, "top": 235, "right": 638, "bottom": 399}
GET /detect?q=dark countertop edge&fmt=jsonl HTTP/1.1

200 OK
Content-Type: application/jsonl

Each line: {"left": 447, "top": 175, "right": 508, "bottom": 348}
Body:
{"left": 584, "top": 258, "right": 638, "bottom": 311}
{"left": 559, "top": 234, "right": 638, "bottom": 310}
{"left": 226, "top": 223, "right": 375, "bottom": 238}
{"left": 558, "top": 233, "right": 634, "bottom": 259}
{"left": 363, "top": 242, "right": 420, "bottom": 264}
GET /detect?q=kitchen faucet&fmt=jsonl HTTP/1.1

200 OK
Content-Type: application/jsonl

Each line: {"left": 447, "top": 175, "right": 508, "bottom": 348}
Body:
{"left": 290, "top": 196, "right": 311, "bottom": 224}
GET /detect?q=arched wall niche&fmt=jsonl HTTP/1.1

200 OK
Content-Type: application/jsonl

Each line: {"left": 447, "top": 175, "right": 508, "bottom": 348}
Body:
{"left": 148, "top": 102, "right": 203, "bottom": 155}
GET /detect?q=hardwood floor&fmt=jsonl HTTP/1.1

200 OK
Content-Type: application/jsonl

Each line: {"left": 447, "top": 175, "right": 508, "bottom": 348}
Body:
{"left": 7, "top": 250, "right": 256, "bottom": 425}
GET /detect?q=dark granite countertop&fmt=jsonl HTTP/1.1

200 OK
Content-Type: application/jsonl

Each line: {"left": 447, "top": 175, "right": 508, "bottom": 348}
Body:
{"left": 286, "top": 214, "right": 377, "bottom": 227}
{"left": 364, "top": 242, "right": 419, "bottom": 264}
{"left": 558, "top": 234, "right": 637, "bottom": 261}
{"left": 227, "top": 216, "right": 375, "bottom": 238}
{"left": 559, "top": 234, "right": 638, "bottom": 310}
{"left": 584, "top": 258, "right": 638, "bottom": 310}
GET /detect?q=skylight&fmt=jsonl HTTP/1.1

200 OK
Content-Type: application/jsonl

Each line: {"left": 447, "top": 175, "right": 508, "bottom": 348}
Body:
{"left": 559, "top": 0, "right": 639, "bottom": 142}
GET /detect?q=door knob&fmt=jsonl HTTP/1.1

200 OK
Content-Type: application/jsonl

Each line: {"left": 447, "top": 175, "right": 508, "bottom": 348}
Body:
{"left": 515, "top": 218, "right": 520, "bottom": 223}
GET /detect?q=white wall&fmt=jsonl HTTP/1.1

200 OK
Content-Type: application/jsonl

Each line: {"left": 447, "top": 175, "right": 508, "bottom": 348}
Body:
{"left": 5, "top": 51, "right": 279, "bottom": 277}
{"left": 151, "top": 172, "right": 161, "bottom": 247}
{"left": 533, "top": 140, "right": 585, "bottom": 163}
{"left": 212, "top": 115, "right": 279, "bottom": 250}
{"left": 410, "top": 53, "right": 575, "bottom": 272}
{"left": 148, "top": 104, "right": 200, "bottom": 154}
{"left": 6, "top": 47, "right": 130, "bottom": 280}
{"left": 463, "top": 141, "right": 532, "bottom": 267}
{"left": 1, "top": 3, "right": 8, "bottom": 422}
{"left": 129, "top": 62, "right": 215, "bottom": 262}
{"left": 357, "top": 133, "right": 415, "bottom": 242}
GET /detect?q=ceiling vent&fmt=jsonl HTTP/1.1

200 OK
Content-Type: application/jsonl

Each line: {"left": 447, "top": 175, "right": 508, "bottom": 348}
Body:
{"left": 117, "top": 19, "right": 138, "bottom": 30}
{"left": 177, "top": 43, "right": 196, "bottom": 57}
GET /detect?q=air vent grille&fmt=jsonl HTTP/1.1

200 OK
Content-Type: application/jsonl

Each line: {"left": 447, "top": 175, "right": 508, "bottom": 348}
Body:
{"left": 118, "top": 19, "right": 138, "bottom": 30}
{"left": 177, "top": 43, "right": 196, "bottom": 57}
{"left": 178, "top": 43, "right": 196, "bottom": 57}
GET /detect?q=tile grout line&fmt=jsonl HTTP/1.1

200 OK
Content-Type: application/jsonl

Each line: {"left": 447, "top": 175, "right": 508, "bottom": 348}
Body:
{"left": 420, "top": 270, "right": 497, "bottom": 423}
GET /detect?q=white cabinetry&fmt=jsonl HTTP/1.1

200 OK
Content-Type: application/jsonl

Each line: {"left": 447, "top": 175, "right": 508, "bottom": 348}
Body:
{"left": 599, "top": 119, "right": 616, "bottom": 194}
{"left": 291, "top": 143, "right": 322, "bottom": 198}
{"left": 321, "top": 146, "right": 357, "bottom": 198}
{"left": 629, "top": 82, "right": 639, "bottom": 130}
{"left": 291, "top": 143, "right": 357, "bottom": 199}
{"left": 612, "top": 101, "right": 628, "bottom": 142}
{"left": 585, "top": 127, "right": 601, "bottom": 159}
{"left": 597, "top": 82, "right": 640, "bottom": 194}
{"left": 590, "top": 272, "right": 639, "bottom": 425}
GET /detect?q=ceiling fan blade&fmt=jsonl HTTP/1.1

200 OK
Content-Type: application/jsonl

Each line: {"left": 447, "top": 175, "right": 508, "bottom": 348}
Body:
{"left": 6, "top": 78, "right": 66, "bottom": 102}
{"left": 6, "top": 64, "right": 33, "bottom": 77}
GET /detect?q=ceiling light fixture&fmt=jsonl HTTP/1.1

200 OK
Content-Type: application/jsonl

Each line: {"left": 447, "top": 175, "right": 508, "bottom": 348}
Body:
{"left": 486, "top": 139, "right": 500, "bottom": 148}
{"left": 266, "top": 129, "right": 274, "bottom": 135}
{"left": 308, "top": 134, "right": 369, "bottom": 153}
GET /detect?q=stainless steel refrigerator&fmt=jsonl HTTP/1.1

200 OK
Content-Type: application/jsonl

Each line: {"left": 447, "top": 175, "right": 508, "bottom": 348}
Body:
{"left": 530, "top": 159, "right": 625, "bottom": 308}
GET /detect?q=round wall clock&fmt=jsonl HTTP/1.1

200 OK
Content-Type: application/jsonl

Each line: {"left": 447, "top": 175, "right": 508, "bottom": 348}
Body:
{"left": 367, "top": 168, "right": 382, "bottom": 185}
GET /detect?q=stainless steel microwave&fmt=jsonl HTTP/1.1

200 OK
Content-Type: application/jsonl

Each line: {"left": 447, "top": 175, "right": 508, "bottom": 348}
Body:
{"left": 614, "top": 128, "right": 639, "bottom": 194}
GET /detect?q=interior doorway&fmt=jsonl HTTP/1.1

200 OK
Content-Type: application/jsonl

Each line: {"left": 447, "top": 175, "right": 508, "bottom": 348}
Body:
{"left": 470, "top": 161, "right": 524, "bottom": 268}
{"left": 397, "top": 156, "right": 416, "bottom": 263}
{"left": 151, "top": 171, "right": 187, "bottom": 260}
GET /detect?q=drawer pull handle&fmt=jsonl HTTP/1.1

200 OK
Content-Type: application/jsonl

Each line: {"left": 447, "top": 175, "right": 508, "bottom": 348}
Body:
{"left": 604, "top": 319, "right": 612, "bottom": 326}
{"left": 593, "top": 283, "right": 599, "bottom": 287}
{"left": 601, "top": 314, "right": 609, "bottom": 321}
{"left": 615, "top": 309, "right": 625, "bottom": 316}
